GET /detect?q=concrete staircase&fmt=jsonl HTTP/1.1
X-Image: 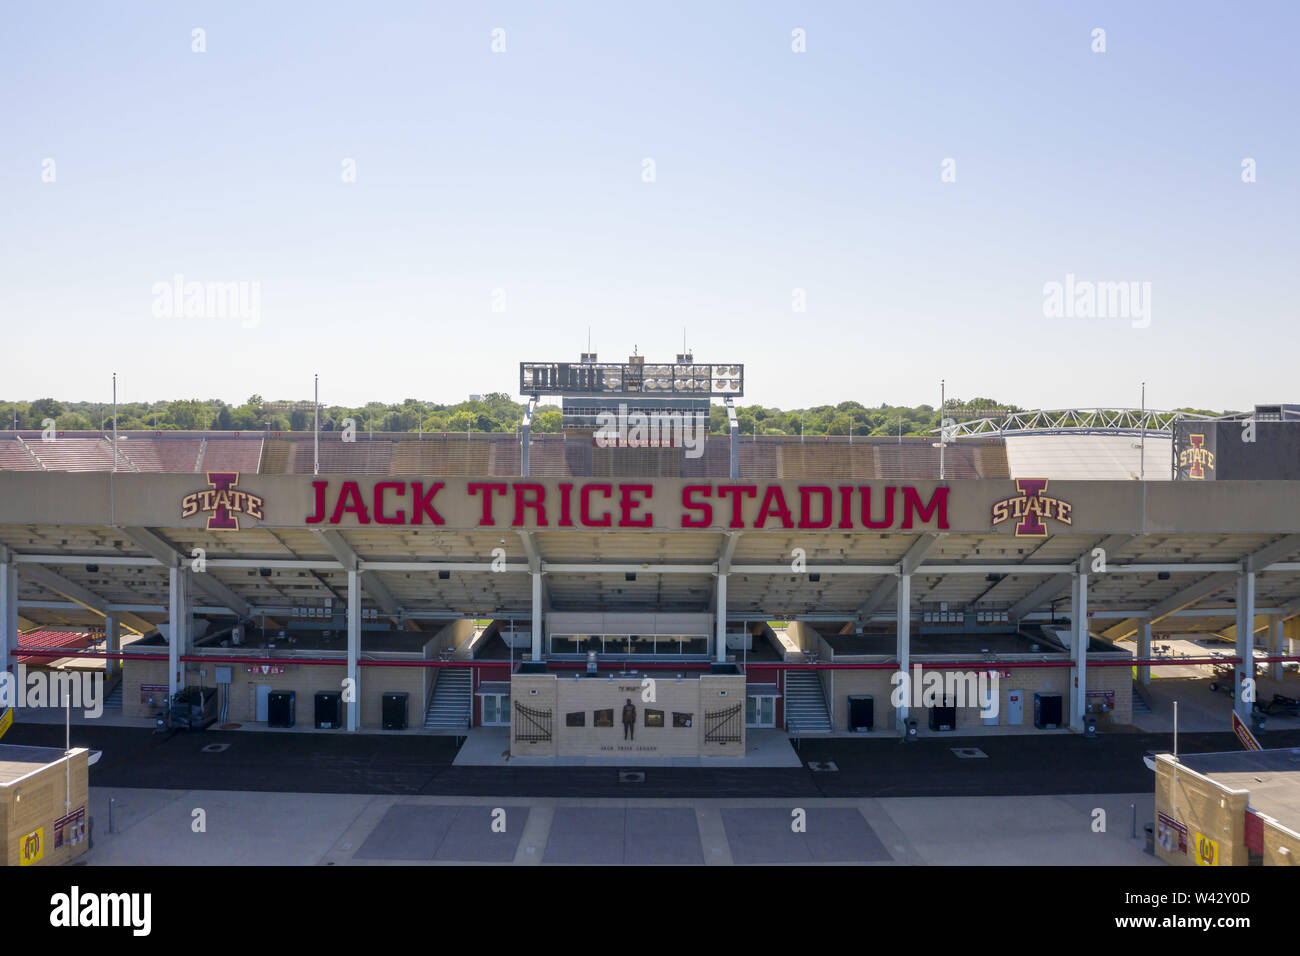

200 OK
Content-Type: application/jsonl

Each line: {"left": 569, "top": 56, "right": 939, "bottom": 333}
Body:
{"left": 784, "top": 670, "right": 833, "bottom": 733}
{"left": 424, "top": 670, "right": 473, "bottom": 730}
{"left": 104, "top": 679, "right": 123, "bottom": 713}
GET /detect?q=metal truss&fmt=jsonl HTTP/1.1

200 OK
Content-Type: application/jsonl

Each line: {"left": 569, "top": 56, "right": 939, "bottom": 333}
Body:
{"left": 932, "top": 407, "right": 1225, "bottom": 439}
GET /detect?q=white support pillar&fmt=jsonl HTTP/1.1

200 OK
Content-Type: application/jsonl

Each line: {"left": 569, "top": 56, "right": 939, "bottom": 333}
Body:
{"left": 167, "top": 566, "right": 191, "bottom": 699}
{"left": 347, "top": 569, "right": 361, "bottom": 731}
{"left": 1138, "top": 617, "right": 1152, "bottom": 686}
{"left": 1270, "top": 614, "right": 1283, "bottom": 681}
{"left": 1235, "top": 570, "right": 1255, "bottom": 721}
{"left": 1070, "top": 572, "right": 1088, "bottom": 728}
{"left": 105, "top": 613, "right": 120, "bottom": 679}
{"left": 715, "top": 573, "right": 728, "bottom": 663}
{"left": 895, "top": 572, "right": 910, "bottom": 731}
{"left": 0, "top": 558, "right": 17, "bottom": 679}
{"left": 531, "top": 572, "right": 543, "bottom": 661}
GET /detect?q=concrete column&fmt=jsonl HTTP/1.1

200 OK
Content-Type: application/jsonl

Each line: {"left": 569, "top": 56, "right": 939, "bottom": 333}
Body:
{"left": 347, "top": 569, "right": 361, "bottom": 731}
{"left": 1138, "top": 617, "right": 1152, "bottom": 685}
{"left": 167, "top": 566, "right": 192, "bottom": 699}
{"left": 105, "top": 614, "right": 120, "bottom": 679}
{"left": 520, "top": 422, "right": 530, "bottom": 477}
{"left": 1269, "top": 614, "right": 1283, "bottom": 681}
{"left": 715, "top": 573, "right": 728, "bottom": 663}
{"left": 531, "top": 572, "right": 543, "bottom": 660}
{"left": 729, "top": 423, "right": 739, "bottom": 479}
{"left": 896, "top": 572, "right": 910, "bottom": 730}
{"left": 1070, "top": 572, "right": 1088, "bottom": 728}
{"left": 1235, "top": 570, "right": 1255, "bottom": 721}
{"left": 0, "top": 558, "right": 16, "bottom": 678}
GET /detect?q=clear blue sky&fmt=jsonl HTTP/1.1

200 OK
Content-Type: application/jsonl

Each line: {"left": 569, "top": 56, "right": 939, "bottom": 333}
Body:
{"left": 2, "top": 1, "right": 1296, "bottom": 413}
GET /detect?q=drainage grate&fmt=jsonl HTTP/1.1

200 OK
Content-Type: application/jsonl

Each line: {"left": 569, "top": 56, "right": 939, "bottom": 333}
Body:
{"left": 951, "top": 747, "right": 987, "bottom": 759}
{"left": 201, "top": 743, "right": 230, "bottom": 753}
{"left": 807, "top": 760, "right": 839, "bottom": 772}
{"left": 618, "top": 770, "right": 645, "bottom": 784}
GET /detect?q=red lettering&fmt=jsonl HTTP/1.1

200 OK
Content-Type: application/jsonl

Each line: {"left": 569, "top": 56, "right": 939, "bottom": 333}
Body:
{"left": 716, "top": 485, "right": 757, "bottom": 529}
{"left": 307, "top": 481, "right": 328, "bottom": 524}
{"left": 374, "top": 481, "right": 406, "bottom": 524}
{"left": 901, "top": 486, "right": 950, "bottom": 529}
{"left": 681, "top": 485, "right": 713, "bottom": 528}
{"left": 797, "top": 485, "right": 832, "bottom": 529}
{"left": 581, "top": 483, "right": 613, "bottom": 527}
{"left": 862, "top": 486, "right": 895, "bottom": 529}
{"left": 330, "top": 481, "right": 371, "bottom": 524}
{"left": 754, "top": 486, "right": 793, "bottom": 529}
{"left": 513, "top": 482, "right": 548, "bottom": 527}
{"left": 558, "top": 483, "right": 575, "bottom": 527}
{"left": 618, "top": 484, "right": 654, "bottom": 528}
{"left": 410, "top": 482, "right": 445, "bottom": 525}
{"left": 467, "top": 482, "right": 508, "bottom": 526}
{"left": 837, "top": 486, "right": 854, "bottom": 529}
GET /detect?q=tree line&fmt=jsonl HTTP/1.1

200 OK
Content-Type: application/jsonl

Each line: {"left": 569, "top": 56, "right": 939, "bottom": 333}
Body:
{"left": 0, "top": 394, "right": 1232, "bottom": 437}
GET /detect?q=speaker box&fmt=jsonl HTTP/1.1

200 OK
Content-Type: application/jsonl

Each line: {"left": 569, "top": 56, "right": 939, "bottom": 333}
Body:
{"left": 382, "top": 692, "right": 409, "bottom": 730}
{"left": 268, "top": 691, "right": 295, "bottom": 728}
{"left": 315, "top": 691, "right": 342, "bottom": 729}
{"left": 848, "top": 695, "right": 874, "bottom": 732}
{"left": 929, "top": 701, "right": 956, "bottom": 731}
{"left": 1034, "top": 692, "right": 1063, "bottom": 729}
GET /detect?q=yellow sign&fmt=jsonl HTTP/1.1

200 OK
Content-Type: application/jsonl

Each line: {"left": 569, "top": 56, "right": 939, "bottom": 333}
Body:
{"left": 0, "top": 706, "right": 11, "bottom": 741}
{"left": 19, "top": 827, "right": 44, "bottom": 866}
{"left": 1194, "top": 832, "right": 1220, "bottom": 866}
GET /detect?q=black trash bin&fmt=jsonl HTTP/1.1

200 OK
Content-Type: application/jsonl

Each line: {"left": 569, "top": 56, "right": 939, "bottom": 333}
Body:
{"left": 315, "top": 691, "right": 342, "bottom": 729}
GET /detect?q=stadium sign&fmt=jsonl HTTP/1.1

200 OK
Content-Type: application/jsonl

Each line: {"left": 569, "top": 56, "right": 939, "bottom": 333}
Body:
{"left": 1179, "top": 433, "right": 1216, "bottom": 479}
{"left": 990, "top": 478, "right": 1072, "bottom": 537}
{"left": 180, "top": 472, "right": 266, "bottom": 530}
{"left": 305, "top": 480, "right": 951, "bottom": 531}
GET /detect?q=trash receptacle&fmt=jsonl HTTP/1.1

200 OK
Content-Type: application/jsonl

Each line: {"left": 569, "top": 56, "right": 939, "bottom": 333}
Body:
{"left": 1143, "top": 824, "right": 1155, "bottom": 855}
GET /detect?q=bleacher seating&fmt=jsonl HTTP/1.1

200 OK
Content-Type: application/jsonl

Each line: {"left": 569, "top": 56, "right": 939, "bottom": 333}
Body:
{"left": 110, "top": 437, "right": 203, "bottom": 473}
{"left": 198, "top": 438, "right": 265, "bottom": 474}
{"left": 0, "top": 437, "right": 44, "bottom": 471}
{"left": 0, "top": 430, "right": 1012, "bottom": 479}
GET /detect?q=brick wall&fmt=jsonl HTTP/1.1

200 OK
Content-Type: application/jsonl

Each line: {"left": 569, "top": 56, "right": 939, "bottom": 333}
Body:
{"left": 0, "top": 749, "right": 90, "bottom": 867}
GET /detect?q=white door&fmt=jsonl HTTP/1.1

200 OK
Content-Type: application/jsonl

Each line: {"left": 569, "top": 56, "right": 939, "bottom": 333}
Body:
{"left": 1007, "top": 690, "right": 1024, "bottom": 725}
{"left": 482, "top": 693, "right": 510, "bottom": 726}
{"left": 746, "top": 696, "right": 775, "bottom": 728}
{"left": 256, "top": 684, "right": 272, "bottom": 722}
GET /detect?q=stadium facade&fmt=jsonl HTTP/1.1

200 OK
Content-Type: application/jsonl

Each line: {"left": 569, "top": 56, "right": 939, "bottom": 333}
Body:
{"left": 1, "top": 365, "right": 1298, "bottom": 759}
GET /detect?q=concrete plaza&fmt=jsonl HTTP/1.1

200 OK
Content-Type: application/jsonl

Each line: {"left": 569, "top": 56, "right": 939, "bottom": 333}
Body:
{"left": 82, "top": 787, "right": 1160, "bottom": 866}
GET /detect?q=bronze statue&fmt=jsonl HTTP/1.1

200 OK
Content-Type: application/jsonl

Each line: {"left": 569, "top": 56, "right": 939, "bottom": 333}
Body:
{"left": 622, "top": 698, "right": 636, "bottom": 740}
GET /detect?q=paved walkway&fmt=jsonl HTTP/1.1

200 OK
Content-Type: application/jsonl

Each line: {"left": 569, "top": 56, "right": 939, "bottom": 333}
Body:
{"left": 84, "top": 787, "right": 1161, "bottom": 866}
{"left": 454, "top": 727, "right": 803, "bottom": 767}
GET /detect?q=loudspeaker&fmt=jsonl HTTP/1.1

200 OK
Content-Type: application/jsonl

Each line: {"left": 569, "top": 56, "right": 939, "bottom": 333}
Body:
{"left": 268, "top": 691, "right": 295, "bottom": 728}
{"left": 1034, "top": 692, "right": 1062, "bottom": 729}
{"left": 848, "top": 695, "right": 874, "bottom": 732}
{"left": 315, "top": 691, "right": 342, "bottom": 729}
{"left": 929, "top": 701, "right": 956, "bottom": 731}
{"left": 382, "top": 692, "right": 408, "bottom": 730}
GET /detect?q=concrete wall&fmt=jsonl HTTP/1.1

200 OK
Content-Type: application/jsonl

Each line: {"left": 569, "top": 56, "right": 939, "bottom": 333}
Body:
{"left": 0, "top": 749, "right": 90, "bottom": 867}
{"left": 509, "top": 672, "right": 745, "bottom": 758}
